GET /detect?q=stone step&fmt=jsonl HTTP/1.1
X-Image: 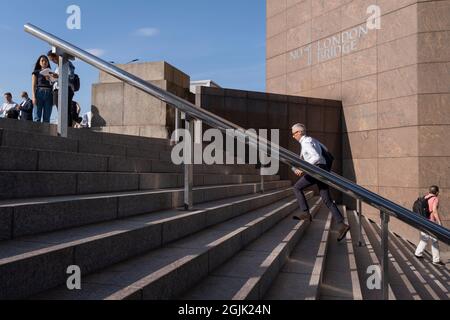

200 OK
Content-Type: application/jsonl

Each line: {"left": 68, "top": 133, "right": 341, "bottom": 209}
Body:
{"left": 368, "top": 219, "right": 444, "bottom": 300}
{"left": 0, "top": 187, "right": 307, "bottom": 300}
{"left": 345, "top": 210, "right": 397, "bottom": 300}
{"left": 390, "top": 232, "right": 450, "bottom": 299}
{"left": 414, "top": 239, "right": 450, "bottom": 279}
{"left": 0, "top": 171, "right": 279, "bottom": 201}
{"left": 362, "top": 217, "right": 421, "bottom": 300}
{"left": 0, "top": 180, "right": 292, "bottom": 240}
{"left": 319, "top": 207, "right": 363, "bottom": 300}
{"left": 0, "top": 118, "right": 170, "bottom": 149}
{"left": 401, "top": 237, "right": 450, "bottom": 286}
{"left": 0, "top": 126, "right": 268, "bottom": 169}
{"left": 183, "top": 198, "right": 323, "bottom": 300}
{"left": 0, "top": 146, "right": 259, "bottom": 175}
{"left": 0, "top": 128, "right": 169, "bottom": 160}
{"left": 32, "top": 195, "right": 314, "bottom": 300}
{"left": 67, "top": 127, "right": 170, "bottom": 148}
{"left": 263, "top": 205, "right": 332, "bottom": 300}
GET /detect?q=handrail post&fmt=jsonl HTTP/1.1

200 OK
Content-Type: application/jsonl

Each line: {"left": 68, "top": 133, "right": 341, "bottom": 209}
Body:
{"left": 184, "top": 114, "right": 194, "bottom": 211}
{"left": 357, "top": 199, "right": 363, "bottom": 247}
{"left": 380, "top": 210, "right": 390, "bottom": 300}
{"left": 55, "top": 47, "right": 70, "bottom": 138}
{"left": 172, "top": 109, "right": 181, "bottom": 145}
{"left": 260, "top": 174, "right": 265, "bottom": 194}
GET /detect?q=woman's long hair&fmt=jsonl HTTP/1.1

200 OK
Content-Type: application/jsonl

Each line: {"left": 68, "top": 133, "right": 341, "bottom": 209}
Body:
{"left": 33, "top": 55, "right": 50, "bottom": 72}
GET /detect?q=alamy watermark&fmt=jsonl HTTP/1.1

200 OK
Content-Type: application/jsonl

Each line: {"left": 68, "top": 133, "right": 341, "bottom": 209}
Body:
{"left": 66, "top": 265, "right": 81, "bottom": 290}
{"left": 366, "top": 265, "right": 382, "bottom": 290}
{"left": 171, "top": 128, "right": 280, "bottom": 176}
{"left": 66, "top": 5, "right": 81, "bottom": 30}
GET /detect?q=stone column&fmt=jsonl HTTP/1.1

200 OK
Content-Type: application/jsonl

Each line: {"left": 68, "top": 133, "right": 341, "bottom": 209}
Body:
{"left": 91, "top": 61, "right": 191, "bottom": 139}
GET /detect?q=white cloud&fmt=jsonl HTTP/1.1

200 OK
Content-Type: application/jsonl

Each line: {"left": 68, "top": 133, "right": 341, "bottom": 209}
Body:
{"left": 86, "top": 48, "right": 106, "bottom": 57}
{"left": 134, "top": 27, "right": 159, "bottom": 37}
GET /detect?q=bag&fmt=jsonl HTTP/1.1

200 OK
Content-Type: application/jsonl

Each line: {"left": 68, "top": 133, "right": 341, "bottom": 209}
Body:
{"left": 320, "top": 144, "right": 334, "bottom": 171}
{"left": 412, "top": 196, "right": 435, "bottom": 219}
{"left": 69, "top": 74, "right": 80, "bottom": 92}
{"left": 6, "top": 109, "right": 19, "bottom": 120}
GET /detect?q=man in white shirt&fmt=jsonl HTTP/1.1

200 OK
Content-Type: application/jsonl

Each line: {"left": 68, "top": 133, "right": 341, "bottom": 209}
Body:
{"left": 47, "top": 51, "right": 76, "bottom": 127}
{"left": 291, "top": 123, "right": 350, "bottom": 242}
{"left": 0, "top": 93, "right": 19, "bottom": 118}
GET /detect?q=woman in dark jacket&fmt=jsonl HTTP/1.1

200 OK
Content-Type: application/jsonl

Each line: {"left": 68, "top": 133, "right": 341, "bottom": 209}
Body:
{"left": 32, "top": 55, "right": 54, "bottom": 122}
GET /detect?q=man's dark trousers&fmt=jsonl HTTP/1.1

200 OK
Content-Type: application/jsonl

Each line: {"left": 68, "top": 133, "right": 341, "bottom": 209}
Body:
{"left": 293, "top": 164, "right": 344, "bottom": 224}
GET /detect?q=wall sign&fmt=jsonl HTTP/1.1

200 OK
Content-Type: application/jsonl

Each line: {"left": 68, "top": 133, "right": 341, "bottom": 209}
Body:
{"left": 289, "top": 24, "right": 373, "bottom": 65}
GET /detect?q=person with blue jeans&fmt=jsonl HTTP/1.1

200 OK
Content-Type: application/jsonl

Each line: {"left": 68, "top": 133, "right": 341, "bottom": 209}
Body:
{"left": 291, "top": 123, "right": 350, "bottom": 242}
{"left": 32, "top": 55, "right": 54, "bottom": 123}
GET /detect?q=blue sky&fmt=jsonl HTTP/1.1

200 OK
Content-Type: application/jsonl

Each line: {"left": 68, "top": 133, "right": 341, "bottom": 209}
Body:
{"left": 0, "top": 0, "right": 266, "bottom": 117}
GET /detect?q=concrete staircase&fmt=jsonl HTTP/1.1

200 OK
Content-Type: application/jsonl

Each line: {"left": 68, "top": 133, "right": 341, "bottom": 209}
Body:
{"left": 0, "top": 119, "right": 448, "bottom": 300}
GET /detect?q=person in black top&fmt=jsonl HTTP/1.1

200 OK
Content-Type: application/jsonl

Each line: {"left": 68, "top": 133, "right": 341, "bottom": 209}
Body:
{"left": 32, "top": 55, "right": 54, "bottom": 123}
{"left": 71, "top": 100, "right": 82, "bottom": 126}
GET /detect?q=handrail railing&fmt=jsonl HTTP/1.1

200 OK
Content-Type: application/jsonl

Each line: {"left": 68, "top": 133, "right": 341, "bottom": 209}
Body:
{"left": 24, "top": 23, "right": 450, "bottom": 299}
{"left": 24, "top": 23, "right": 450, "bottom": 245}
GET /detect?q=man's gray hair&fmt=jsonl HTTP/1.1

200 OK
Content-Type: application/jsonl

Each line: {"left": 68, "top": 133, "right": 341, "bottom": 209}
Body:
{"left": 292, "top": 123, "right": 306, "bottom": 135}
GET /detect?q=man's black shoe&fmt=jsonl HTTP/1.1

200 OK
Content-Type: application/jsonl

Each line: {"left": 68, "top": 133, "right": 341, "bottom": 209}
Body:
{"left": 433, "top": 261, "right": 446, "bottom": 267}
{"left": 414, "top": 255, "right": 424, "bottom": 260}
{"left": 338, "top": 224, "right": 350, "bottom": 242}
{"left": 293, "top": 212, "right": 313, "bottom": 222}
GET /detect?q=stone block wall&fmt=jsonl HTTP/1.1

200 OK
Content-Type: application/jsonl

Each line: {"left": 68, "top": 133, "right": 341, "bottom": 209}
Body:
{"left": 91, "top": 61, "right": 191, "bottom": 139}
{"left": 266, "top": 0, "right": 450, "bottom": 249}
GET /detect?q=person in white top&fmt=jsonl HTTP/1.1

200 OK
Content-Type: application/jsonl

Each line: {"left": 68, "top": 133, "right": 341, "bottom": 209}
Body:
{"left": 47, "top": 51, "right": 76, "bottom": 127}
{"left": 291, "top": 123, "right": 350, "bottom": 242}
{"left": 0, "top": 93, "right": 19, "bottom": 118}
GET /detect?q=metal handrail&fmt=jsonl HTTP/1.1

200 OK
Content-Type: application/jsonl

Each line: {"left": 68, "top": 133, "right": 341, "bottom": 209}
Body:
{"left": 24, "top": 23, "right": 450, "bottom": 245}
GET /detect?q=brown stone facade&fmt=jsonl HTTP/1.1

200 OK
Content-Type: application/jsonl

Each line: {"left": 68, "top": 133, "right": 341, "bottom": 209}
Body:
{"left": 266, "top": 0, "right": 450, "bottom": 247}
{"left": 196, "top": 86, "right": 343, "bottom": 201}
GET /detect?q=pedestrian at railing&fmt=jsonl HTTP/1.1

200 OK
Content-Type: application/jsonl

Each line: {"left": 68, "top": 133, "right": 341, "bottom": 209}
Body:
{"left": 32, "top": 55, "right": 54, "bottom": 123}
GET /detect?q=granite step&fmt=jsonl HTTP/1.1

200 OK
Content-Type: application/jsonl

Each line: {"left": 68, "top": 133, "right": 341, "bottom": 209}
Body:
{"left": 0, "top": 146, "right": 259, "bottom": 175}
{"left": 402, "top": 237, "right": 450, "bottom": 285}
{"left": 0, "top": 180, "right": 292, "bottom": 240}
{"left": 0, "top": 171, "right": 279, "bottom": 201}
{"left": 416, "top": 239, "right": 450, "bottom": 278}
{"left": 346, "top": 210, "right": 396, "bottom": 300}
{"left": 33, "top": 195, "right": 313, "bottom": 300}
{"left": 0, "top": 128, "right": 169, "bottom": 160}
{"left": 263, "top": 205, "right": 332, "bottom": 300}
{"left": 362, "top": 217, "right": 421, "bottom": 300}
{"left": 319, "top": 207, "right": 363, "bottom": 300}
{"left": 0, "top": 188, "right": 309, "bottom": 300}
{"left": 0, "top": 118, "right": 170, "bottom": 149}
{"left": 392, "top": 233, "right": 450, "bottom": 299}
{"left": 0, "top": 126, "right": 269, "bottom": 168}
{"left": 182, "top": 198, "right": 323, "bottom": 300}
{"left": 368, "top": 219, "right": 443, "bottom": 300}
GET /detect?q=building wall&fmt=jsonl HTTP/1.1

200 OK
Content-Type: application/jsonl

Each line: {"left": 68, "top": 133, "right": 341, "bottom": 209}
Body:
{"left": 266, "top": 0, "right": 450, "bottom": 247}
{"left": 196, "top": 86, "right": 342, "bottom": 200}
